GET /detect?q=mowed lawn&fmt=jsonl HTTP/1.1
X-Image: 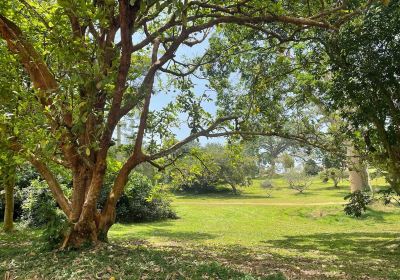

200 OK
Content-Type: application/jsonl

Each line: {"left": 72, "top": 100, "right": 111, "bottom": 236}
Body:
{"left": 111, "top": 177, "right": 398, "bottom": 246}
{"left": 1, "top": 177, "right": 399, "bottom": 279}
{"left": 109, "top": 177, "right": 400, "bottom": 279}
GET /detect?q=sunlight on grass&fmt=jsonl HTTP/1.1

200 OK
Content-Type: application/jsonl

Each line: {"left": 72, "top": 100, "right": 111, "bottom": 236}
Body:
{"left": 107, "top": 177, "right": 400, "bottom": 279}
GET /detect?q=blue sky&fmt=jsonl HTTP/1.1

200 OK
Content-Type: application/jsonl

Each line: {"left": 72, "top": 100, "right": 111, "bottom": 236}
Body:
{"left": 144, "top": 35, "right": 224, "bottom": 145}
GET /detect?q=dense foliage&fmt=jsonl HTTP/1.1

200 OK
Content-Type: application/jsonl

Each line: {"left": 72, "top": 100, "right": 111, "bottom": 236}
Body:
{"left": 0, "top": 0, "right": 386, "bottom": 246}
{"left": 344, "top": 191, "right": 372, "bottom": 218}
{"left": 100, "top": 172, "right": 177, "bottom": 223}
{"left": 327, "top": 0, "right": 400, "bottom": 193}
{"left": 168, "top": 143, "right": 257, "bottom": 194}
{"left": 319, "top": 168, "right": 347, "bottom": 188}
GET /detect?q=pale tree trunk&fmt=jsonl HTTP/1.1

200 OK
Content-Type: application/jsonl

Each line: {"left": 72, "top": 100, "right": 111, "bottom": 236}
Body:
{"left": 3, "top": 164, "right": 16, "bottom": 232}
{"left": 269, "top": 160, "right": 276, "bottom": 176}
{"left": 347, "top": 145, "right": 370, "bottom": 193}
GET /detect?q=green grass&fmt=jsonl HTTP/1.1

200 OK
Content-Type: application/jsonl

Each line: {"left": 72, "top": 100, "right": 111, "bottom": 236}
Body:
{"left": 1, "top": 177, "right": 400, "bottom": 279}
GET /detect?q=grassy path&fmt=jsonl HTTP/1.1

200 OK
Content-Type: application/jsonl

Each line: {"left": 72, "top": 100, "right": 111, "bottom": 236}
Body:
{"left": 173, "top": 201, "right": 345, "bottom": 206}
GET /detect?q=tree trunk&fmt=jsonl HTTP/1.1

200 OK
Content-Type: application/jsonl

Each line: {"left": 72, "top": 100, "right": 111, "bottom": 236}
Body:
{"left": 269, "top": 160, "right": 276, "bottom": 176}
{"left": 230, "top": 184, "right": 238, "bottom": 195}
{"left": 62, "top": 218, "right": 102, "bottom": 249}
{"left": 333, "top": 178, "right": 339, "bottom": 188}
{"left": 347, "top": 145, "right": 370, "bottom": 193}
{"left": 3, "top": 164, "right": 16, "bottom": 232}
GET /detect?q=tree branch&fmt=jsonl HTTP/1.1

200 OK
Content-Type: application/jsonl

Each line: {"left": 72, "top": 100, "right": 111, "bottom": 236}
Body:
{"left": 29, "top": 157, "right": 72, "bottom": 218}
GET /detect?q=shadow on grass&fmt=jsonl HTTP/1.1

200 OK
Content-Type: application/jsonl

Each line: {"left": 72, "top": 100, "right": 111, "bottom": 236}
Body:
{"left": 0, "top": 230, "right": 284, "bottom": 280}
{"left": 291, "top": 191, "right": 315, "bottom": 196}
{"left": 295, "top": 207, "right": 396, "bottom": 224}
{"left": 116, "top": 227, "right": 217, "bottom": 241}
{"left": 260, "top": 231, "right": 400, "bottom": 279}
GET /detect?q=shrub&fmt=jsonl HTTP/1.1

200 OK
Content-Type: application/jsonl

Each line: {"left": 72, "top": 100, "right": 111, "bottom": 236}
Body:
{"left": 40, "top": 208, "right": 69, "bottom": 249}
{"left": 19, "top": 179, "right": 69, "bottom": 247}
{"left": 101, "top": 172, "right": 177, "bottom": 223}
{"left": 0, "top": 164, "right": 40, "bottom": 221}
{"left": 319, "top": 168, "right": 346, "bottom": 188}
{"left": 284, "top": 169, "right": 312, "bottom": 193}
{"left": 344, "top": 191, "right": 372, "bottom": 217}
{"left": 377, "top": 187, "right": 400, "bottom": 206}
{"left": 304, "top": 159, "right": 322, "bottom": 176}
{"left": 260, "top": 180, "right": 273, "bottom": 197}
{"left": 21, "top": 179, "right": 60, "bottom": 227}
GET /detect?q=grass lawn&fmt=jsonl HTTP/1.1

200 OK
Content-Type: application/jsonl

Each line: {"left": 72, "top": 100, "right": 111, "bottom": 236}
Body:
{"left": 1, "top": 177, "right": 399, "bottom": 279}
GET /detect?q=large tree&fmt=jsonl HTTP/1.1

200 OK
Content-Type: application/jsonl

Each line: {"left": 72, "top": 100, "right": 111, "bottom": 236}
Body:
{"left": 0, "top": 1, "right": 366, "bottom": 247}
{"left": 245, "top": 136, "right": 293, "bottom": 175}
{"left": 326, "top": 0, "right": 400, "bottom": 193}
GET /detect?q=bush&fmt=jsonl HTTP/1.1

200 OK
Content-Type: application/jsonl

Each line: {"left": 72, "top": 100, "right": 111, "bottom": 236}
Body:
{"left": 101, "top": 172, "right": 177, "bottom": 223}
{"left": 319, "top": 168, "right": 346, "bottom": 188}
{"left": 344, "top": 191, "right": 372, "bottom": 217}
{"left": 21, "top": 179, "right": 61, "bottom": 227}
{"left": 0, "top": 164, "right": 40, "bottom": 221}
{"left": 377, "top": 187, "right": 400, "bottom": 206}
{"left": 19, "top": 179, "right": 69, "bottom": 247}
{"left": 284, "top": 169, "right": 312, "bottom": 193}
{"left": 40, "top": 208, "right": 69, "bottom": 249}
{"left": 304, "top": 159, "right": 322, "bottom": 176}
{"left": 260, "top": 180, "right": 273, "bottom": 197}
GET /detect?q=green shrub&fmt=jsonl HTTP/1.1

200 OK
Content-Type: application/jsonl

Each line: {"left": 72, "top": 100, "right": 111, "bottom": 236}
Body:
{"left": 101, "top": 172, "right": 177, "bottom": 223}
{"left": 20, "top": 179, "right": 60, "bottom": 227}
{"left": 304, "top": 159, "right": 322, "bottom": 176}
{"left": 260, "top": 180, "right": 273, "bottom": 197}
{"left": 284, "top": 169, "right": 312, "bottom": 193}
{"left": 19, "top": 179, "right": 69, "bottom": 247}
{"left": 40, "top": 208, "right": 69, "bottom": 249}
{"left": 344, "top": 191, "right": 372, "bottom": 217}
{"left": 0, "top": 164, "right": 40, "bottom": 221}
{"left": 177, "top": 181, "right": 231, "bottom": 194}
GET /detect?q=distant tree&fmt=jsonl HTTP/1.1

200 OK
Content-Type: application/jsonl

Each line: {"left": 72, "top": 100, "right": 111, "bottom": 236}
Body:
{"left": 304, "top": 159, "right": 322, "bottom": 176}
{"left": 245, "top": 137, "right": 293, "bottom": 176}
{"left": 216, "top": 144, "right": 257, "bottom": 194}
{"left": 169, "top": 143, "right": 257, "bottom": 194}
{"left": 284, "top": 169, "right": 312, "bottom": 193}
{"left": 260, "top": 180, "right": 274, "bottom": 198}
{"left": 280, "top": 153, "right": 295, "bottom": 172}
{"left": 0, "top": 43, "right": 24, "bottom": 232}
{"left": 319, "top": 168, "right": 346, "bottom": 188}
{"left": 0, "top": 155, "right": 16, "bottom": 232}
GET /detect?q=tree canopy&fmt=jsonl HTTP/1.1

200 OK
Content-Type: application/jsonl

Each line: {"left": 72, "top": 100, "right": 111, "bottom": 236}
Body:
{"left": 0, "top": 0, "right": 374, "bottom": 247}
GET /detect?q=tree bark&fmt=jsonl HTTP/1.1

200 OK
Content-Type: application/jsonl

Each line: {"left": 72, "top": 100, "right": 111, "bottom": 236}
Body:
{"left": 269, "top": 160, "right": 276, "bottom": 176}
{"left": 230, "top": 184, "right": 238, "bottom": 195}
{"left": 3, "top": 164, "right": 16, "bottom": 232}
{"left": 347, "top": 145, "right": 370, "bottom": 193}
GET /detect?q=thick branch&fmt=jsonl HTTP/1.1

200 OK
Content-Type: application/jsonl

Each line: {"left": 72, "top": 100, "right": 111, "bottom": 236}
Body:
{"left": 0, "top": 14, "right": 57, "bottom": 93}
{"left": 29, "top": 157, "right": 72, "bottom": 218}
{"left": 147, "top": 116, "right": 238, "bottom": 161}
{"left": 133, "top": 38, "right": 161, "bottom": 155}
